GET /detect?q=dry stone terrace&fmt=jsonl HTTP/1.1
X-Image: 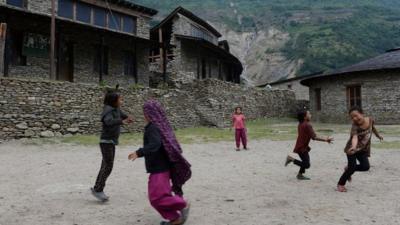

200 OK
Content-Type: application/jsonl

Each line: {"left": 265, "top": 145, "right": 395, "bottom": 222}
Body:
{"left": 0, "top": 78, "right": 296, "bottom": 140}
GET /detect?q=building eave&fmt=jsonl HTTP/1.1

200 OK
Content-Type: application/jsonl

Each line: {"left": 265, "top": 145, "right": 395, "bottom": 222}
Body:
{"left": 151, "top": 6, "right": 222, "bottom": 38}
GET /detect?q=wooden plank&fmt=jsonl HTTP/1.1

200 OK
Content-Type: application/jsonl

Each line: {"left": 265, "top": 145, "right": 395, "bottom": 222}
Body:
{"left": 0, "top": 23, "right": 7, "bottom": 77}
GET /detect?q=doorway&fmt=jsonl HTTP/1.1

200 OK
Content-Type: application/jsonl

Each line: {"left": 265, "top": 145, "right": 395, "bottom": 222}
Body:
{"left": 57, "top": 39, "right": 73, "bottom": 82}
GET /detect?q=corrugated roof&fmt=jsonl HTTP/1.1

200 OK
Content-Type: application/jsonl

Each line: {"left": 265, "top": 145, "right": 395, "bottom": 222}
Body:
{"left": 301, "top": 48, "right": 400, "bottom": 86}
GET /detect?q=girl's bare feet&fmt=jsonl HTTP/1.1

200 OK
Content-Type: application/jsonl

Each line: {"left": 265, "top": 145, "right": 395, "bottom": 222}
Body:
{"left": 337, "top": 185, "right": 347, "bottom": 192}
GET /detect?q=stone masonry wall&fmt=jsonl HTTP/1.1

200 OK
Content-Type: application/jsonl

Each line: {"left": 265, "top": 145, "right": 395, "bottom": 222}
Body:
{"left": 272, "top": 80, "right": 310, "bottom": 101}
{"left": 308, "top": 71, "right": 400, "bottom": 124}
{"left": 0, "top": 78, "right": 296, "bottom": 140}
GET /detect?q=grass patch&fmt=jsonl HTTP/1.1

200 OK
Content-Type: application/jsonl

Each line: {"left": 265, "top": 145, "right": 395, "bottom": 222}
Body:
{"left": 58, "top": 118, "right": 298, "bottom": 146}
{"left": 25, "top": 118, "right": 400, "bottom": 146}
{"left": 373, "top": 141, "right": 400, "bottom": 150}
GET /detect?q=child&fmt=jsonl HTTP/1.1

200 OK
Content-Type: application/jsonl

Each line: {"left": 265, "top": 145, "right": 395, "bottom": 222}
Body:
{"left": 128, "top": 100, "right": 191, "bottom": 225}
{"left": 337, "top": 106, "right": 383, "bottom": 192}
{"left": 91, "top": 88, "right": 133, "bottom": 202}
{"left": 285, "top": 109, "right": 333, "bottom": 180}
{"left": 232, "top": 106, "right": 248, "bottom": 151}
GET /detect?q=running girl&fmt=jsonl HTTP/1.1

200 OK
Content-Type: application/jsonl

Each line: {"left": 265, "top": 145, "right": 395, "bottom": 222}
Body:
{"left": 337, "top": 106, "right": 383, "bottom": 192}
{"left": 285, "top": 109, "right": 333, "bottom": 180}
{"left": 128, "top": 100, "right": 191, "bottom": 225}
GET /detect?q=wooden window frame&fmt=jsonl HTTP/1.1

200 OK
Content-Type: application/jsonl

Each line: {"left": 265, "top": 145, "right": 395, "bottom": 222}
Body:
{"left": 346, "top": 85, "right": 362, "bottom": 109}
{"left": 315, "top": 88, "right": 322, "bottom": 111}
{"left": 6, "top": 0, "right": 27, "bottom": 8}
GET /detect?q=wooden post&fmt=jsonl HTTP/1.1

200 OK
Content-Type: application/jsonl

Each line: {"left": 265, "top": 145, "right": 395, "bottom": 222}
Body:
{"left": 0, "top": 23, "right": 7, "bottom": 77}
{"left": 50, "top": 0, "right": 56, "bottom": 80}
{"left": 158, "top": 28, "right": 167, "bottom": 83}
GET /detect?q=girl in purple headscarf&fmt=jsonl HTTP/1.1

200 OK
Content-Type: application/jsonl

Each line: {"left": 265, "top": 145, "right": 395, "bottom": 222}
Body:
{"left": 128, "top": 100, "right": 191, "bottom": 225}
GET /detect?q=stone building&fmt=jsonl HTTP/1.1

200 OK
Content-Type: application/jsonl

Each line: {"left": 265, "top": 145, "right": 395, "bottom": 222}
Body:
{"left": 301, "top": 48, "right": 400, "bottom": 124}
{"left": 258, "top": 72, "right": 323, "bottom": 101}
{"left": 0, "top": 0, "right": 157, "bottom": 86}
{"left": 149, "top": 7, "right": 243, "bottom": 86}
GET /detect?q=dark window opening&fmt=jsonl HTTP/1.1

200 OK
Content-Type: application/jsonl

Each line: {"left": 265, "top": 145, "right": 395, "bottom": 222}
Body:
{"left": 94, "top": 7, "right": 106, "bottom": 27}
{"left": 58, "top": 0, "right": 74, "bottom": 19}
{"left": 347, "top": 85, "right": 362, "bottom": 108}
{"left": 122, "top": 16, "right": 137, "bottom": 34}
{"left": 124, "top": 51, "right": 137, "bottom": 82}
{"left": 288, "top": 84, "right": 292, "bottom": 89}
{"left": 76, "top": 2, "right": 91, "bottom": 23}
{"left": 94, "top": 45, "right": 108, "bottom": 75}
{"left": 208, "top": 61, "right": 212, "bottom": 78}
{"left": 201, "top": 58, "right": 206, "bottom": 79}
{"left": 315, "top": 88, "right": 322, "bottom": 111}
{"left": 7, "top": 0, "right": 26, "bottom": 8}
{"left": 108, "top": 12, "right": 121, "bottom": 30}
{"left": 10, "top": 31, "right": 27, "bottom": 66}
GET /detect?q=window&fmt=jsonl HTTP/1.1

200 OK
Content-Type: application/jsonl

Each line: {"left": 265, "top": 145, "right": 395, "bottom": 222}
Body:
{"left": 76, "top": 2, "right": 91, "bottom": 23}
{"left": 58, "top": 0, "right": 74, "bottom": 19}
{"left": 315, "top": 88, "right": 322, "bottom": 111}
{"left": 94, "top": 7, "right": 106, "bottom": 27}
{"left": 347, "top": 85, "right": 362, "bottom": 108}
{"left": 124, "top": 51, "right": 137, "bottom": 82}
{"left": 122, "top": 16, "right": 137, "bottom": 34}
{"left": 108, "top": 12, "right": 121, "bottom": 30}
{"left": 6, "top": 0, "right": 26, "bottom": 8}
{"left": 94, "top": 45, "right": 108, "bottom": 75}
{"left": 287, "top": 84, "right": 292, "bottom": 89}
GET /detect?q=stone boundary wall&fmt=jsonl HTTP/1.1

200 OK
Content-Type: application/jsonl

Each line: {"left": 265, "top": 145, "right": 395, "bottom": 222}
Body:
{"left": 0, "top": 78, "right": 297, "bottom": 140}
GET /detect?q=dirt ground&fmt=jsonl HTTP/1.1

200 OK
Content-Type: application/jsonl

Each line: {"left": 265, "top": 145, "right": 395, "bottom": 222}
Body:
{"left": 0, "top": 134, "right": 399, "bottom": 225}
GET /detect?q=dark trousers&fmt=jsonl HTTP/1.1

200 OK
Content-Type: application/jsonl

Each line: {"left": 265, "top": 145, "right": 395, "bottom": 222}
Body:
{"left": 338, "top": 151, "right": 370, "bottom": 186}
{"left": 293, "top": 152, "right": 310, "bottom": 174}
{"left": 235, "top": 129, "right": 247, "bottom": 148}
{"left": 94, "top": 143, "right": 116, "bottom": 192}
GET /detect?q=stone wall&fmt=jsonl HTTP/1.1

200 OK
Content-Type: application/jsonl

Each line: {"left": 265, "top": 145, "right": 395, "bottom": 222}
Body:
{"left": 0, "top": 78, "right": 297, "bottom": 140}
{"left": 307, "top": 71, "right": 400, "bottom": 124}
{"left": 271, "top": 80, "right": 309, "bottom": 101}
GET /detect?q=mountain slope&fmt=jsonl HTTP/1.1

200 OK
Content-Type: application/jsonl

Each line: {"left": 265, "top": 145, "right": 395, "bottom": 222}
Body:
{"left": 134, "top": 0, "right": 400, "bottom": 85}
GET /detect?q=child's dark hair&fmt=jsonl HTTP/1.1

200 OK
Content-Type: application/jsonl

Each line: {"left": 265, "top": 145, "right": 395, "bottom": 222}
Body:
{"left": 234, "top": 106, "right": 243, "bottom": 114}
{"left": 297, "top": 109, "right": 308, "bottom": 123}
{"left": 104, "top": 85, "right": 120, "bottom": 108}
{"left": 348, "top": 106, "right": 363, "bottom": 114}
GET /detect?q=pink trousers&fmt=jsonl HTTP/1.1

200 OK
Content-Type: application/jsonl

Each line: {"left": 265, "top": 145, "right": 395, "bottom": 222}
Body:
{"left": 148, "top": 171, "right": 187, "bottom": 221}
{"left": 235, "top": 128, "right": 247, "bottom": 148}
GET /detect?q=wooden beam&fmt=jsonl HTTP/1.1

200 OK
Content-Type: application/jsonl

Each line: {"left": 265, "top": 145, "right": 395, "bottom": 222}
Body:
{"left": 50, "top": 0, "right": 56, "bottom": 80}
{"left": 0, "top": 23, "right": 7, "bottom": 77}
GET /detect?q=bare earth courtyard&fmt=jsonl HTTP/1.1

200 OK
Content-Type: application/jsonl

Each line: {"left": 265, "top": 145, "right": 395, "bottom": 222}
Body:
{"left": 1, "top": 125, "right": 400, "bottom": 225}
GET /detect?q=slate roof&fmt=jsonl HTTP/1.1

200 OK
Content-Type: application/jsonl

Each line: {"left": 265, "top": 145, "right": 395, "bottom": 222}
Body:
{"left": 301, "top": 48, "right": 400, "bottom": 86}
{"left": 151, "top": 6, "right": 222, "bottom": 38}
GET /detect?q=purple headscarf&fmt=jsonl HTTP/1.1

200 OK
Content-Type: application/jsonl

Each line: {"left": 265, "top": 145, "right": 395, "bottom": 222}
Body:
{"left": 143, "top": 100, "right": 192, "bottom": 196}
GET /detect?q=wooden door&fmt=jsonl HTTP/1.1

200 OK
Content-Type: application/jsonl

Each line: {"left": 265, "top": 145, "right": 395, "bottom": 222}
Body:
{"left": 57, "top": 39, "right": 73, "bottom": 82}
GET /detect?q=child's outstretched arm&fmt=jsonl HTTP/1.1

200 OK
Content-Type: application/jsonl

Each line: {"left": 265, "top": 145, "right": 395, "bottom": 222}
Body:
{"left": 309, "top": 124, "right": 333, "bottom": 144}
{"left": 120, "top": 111, "right": 134, "bottom": 124}
{"left": 372, "top": 124, "right": 383, "bottom": 141}
{"left": 128, "top": 126, "right": 162, "bottom": 161}
{"left": 313, "top": 135, "right": 334, "bottom": 144}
